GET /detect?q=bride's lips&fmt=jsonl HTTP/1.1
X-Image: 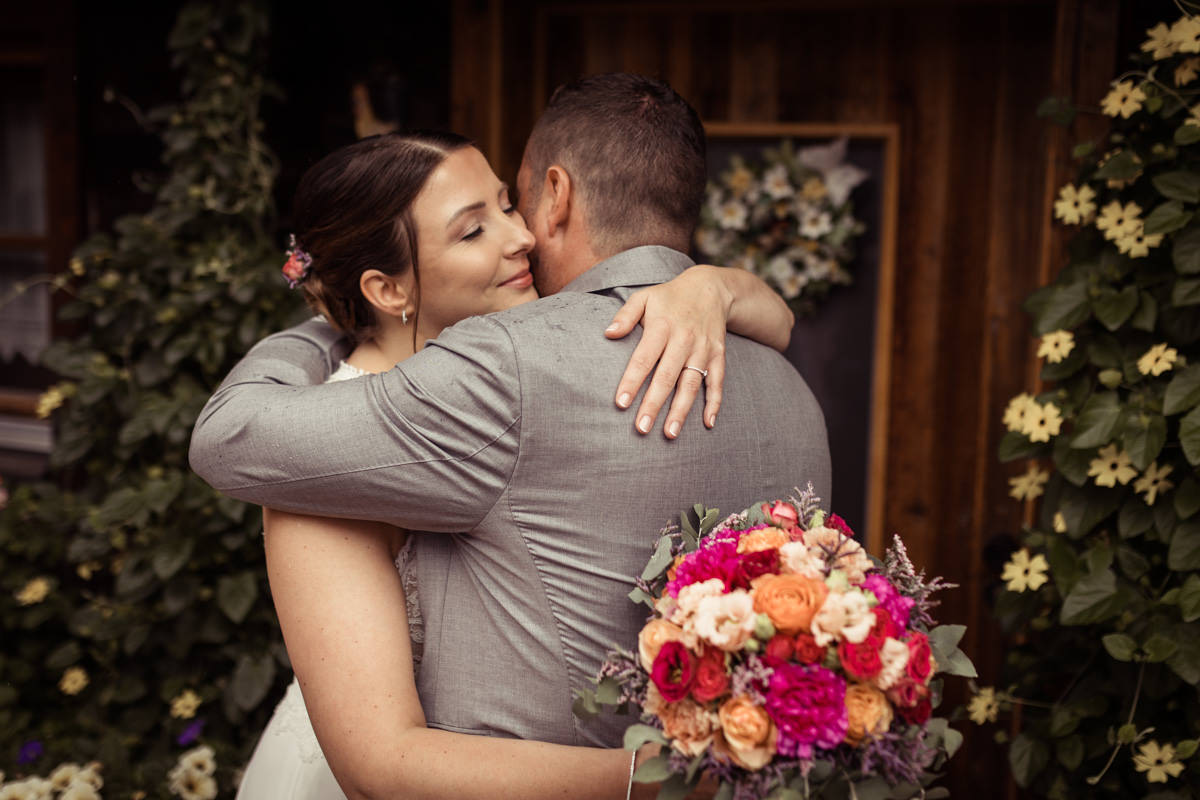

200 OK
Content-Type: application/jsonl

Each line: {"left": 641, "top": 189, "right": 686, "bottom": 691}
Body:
{"left": 499, "top": 270, "right": 533, "bottom": 289}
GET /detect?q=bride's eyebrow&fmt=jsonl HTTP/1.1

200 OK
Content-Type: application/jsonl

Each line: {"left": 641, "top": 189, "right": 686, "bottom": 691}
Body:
{"left": 445, "top": 184, "right": 509, "bottom": 229}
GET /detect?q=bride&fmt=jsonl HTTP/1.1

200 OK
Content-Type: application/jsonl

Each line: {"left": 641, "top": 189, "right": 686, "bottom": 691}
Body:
{"left": 235, "top": 130, "right": 792, "bottom": 799}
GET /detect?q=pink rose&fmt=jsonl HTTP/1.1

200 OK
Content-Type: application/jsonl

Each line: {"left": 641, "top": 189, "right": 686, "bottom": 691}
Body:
{"left": 898, "top": 695, "right": 932, "bottom": 725}
{"left": 762, "top": 501, "right": 799, "bottom": 531}
{"left": 651, "top": 641, "right": 696, "bottom": 702}
{"left": 886, "top": 678, "right": 929, "bottom": 710}
{"left": 905, "top": 633, "right": 934, "bottom": 684}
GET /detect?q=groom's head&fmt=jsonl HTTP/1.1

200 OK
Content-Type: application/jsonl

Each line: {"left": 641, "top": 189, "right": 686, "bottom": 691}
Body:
{"left": 517, "top": 73, "right": 706, "bottom": 294}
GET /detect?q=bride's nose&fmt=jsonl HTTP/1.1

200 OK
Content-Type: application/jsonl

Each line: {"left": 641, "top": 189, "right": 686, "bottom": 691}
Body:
{"left": 505, "top": 215, "right": 536, "bottom": 256}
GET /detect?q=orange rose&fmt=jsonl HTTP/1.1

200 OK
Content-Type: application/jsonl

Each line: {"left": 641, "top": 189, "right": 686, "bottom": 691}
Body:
{"left": 648, "top": 684, "right": 718, "bottom": 757}
{"left": 666, "top": 553, "right": 688, "bottom": 582}
{"left": 737, "top": 527, "right": 790, "bottom": 554}
{"left": 638, "top": 618, "right": 689, "bottom": 671}
{"left": 752, "top": 573, "right": 828, "bottom": 635}
{"left": 715, "top": 696, "right": 777, "bottom": 770}
{"left": 843, "top": 683, "right": 894, "bottom": 746}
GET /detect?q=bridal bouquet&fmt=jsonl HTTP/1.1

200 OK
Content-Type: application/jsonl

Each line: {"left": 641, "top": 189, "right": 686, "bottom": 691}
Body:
{"left": 575, "top": 486, "right": 975, "bottom": 800}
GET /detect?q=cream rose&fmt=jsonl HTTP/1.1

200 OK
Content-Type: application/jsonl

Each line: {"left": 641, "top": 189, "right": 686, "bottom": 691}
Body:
{"left": 715, "top": 696, "right": 777, "bottom": 770}
{"left": 778, "top": 541, "right": 825, "bottom": 578}
{"left": 691, "top": 590, "right": 757, "bottom": 651}
{"left": 810, "top": 588, "right": 873, "bottom": 646}
{"left": 843, "top": 683, "right": 894, "bottom": 746}
{"left": 874, "top": 637, "right": 910, "bottom": 690}
{"left": 803, "top": 525, "right": 874, "bottom": 583}
{"left": 638, "top": 618, "right": 690, "bottom": 671}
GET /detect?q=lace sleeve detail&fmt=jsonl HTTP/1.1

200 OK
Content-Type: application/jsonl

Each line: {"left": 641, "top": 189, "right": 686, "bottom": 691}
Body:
{"left": 394, "top": 538, "right": 424, "bottom": 671}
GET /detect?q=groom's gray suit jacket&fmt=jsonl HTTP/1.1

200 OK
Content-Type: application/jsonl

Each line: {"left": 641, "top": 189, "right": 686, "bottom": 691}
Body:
{"left": 190, "top": 246, "right": 831, "bottom": 746}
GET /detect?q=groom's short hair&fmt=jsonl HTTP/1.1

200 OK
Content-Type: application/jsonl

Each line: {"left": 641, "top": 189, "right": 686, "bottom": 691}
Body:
{"left": 523, "top": 73, "right": 706, "bottom": 255}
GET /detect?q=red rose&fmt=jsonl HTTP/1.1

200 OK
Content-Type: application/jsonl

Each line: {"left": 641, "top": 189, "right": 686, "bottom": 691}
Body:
{"left": 651, "top": 641, "right": 696, "bottom": 702}
{"left": 906, "top": 633, "right": 934, "bottom": 684}
{"left": 886, "top": 678, "right": 929, "bottom": 709}
{"left": 762, "top": 501, "right": 799, "bottom": 531}
{"left": 827, "top": 513, "right": 856, "bottom": 539}
{"left": 898, "top": 696, "right": 932, "bottom": 725}
{"left": 792, "top": 633, "right": 825, "bottom": 664}
{"left": 731, "top": 548, "right": 779, "bottom": 590}
{"left": 870, "top": 607, "right": 903, "bottom": 641}
{"left": 691, "top": 646, "right": 731, "bottom": 703}
{"left": 763, "top": 634, "right": 794, "bottom": 664}
{"left": 838, "top": 635, "right": 883, "bottom": 681}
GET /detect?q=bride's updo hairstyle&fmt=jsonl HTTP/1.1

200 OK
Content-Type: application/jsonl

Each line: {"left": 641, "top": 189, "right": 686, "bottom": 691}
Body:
{"left": 290, "top": 131, "right": 473, "bottom": 342}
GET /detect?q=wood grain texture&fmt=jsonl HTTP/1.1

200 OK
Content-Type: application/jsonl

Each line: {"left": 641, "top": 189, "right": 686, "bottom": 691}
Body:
{"left": 451, "top": 2, "right": 1123, "bottom": 795}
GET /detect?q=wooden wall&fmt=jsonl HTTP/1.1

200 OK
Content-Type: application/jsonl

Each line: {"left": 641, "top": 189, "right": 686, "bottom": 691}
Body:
{"left": 450, "top": 1, "right": 1123, "bottom": 795}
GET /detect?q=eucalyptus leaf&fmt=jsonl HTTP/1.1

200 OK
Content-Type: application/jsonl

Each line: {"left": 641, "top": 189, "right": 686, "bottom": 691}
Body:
{"left": 641, "top": 536, "right": 675, "bottom": 582}
{"left": 595, "top": 675, "right": 622, "bottom": 705}
{"left": 623, "top": 724, "right": 669, "bottom": 751}
{"left": 632, "top": 753, "right": 673, "bottom": 784}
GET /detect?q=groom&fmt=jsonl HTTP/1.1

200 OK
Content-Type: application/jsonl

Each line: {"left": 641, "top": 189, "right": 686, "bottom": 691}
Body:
{"left": 190, "top": 73, "right": 830, "bottom": 747}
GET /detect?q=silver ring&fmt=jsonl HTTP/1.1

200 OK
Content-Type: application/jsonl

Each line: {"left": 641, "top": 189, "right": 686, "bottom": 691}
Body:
{"left": 684, "top": 365, "right": 708, "bottom": 379}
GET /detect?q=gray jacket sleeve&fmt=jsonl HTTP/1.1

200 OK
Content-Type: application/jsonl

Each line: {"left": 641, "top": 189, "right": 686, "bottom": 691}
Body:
{"left": 188, "top": 315, "right": 521, "bottom": 531}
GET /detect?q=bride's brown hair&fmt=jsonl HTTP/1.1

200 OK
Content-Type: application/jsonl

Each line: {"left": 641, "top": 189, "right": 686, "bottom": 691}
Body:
{"left": 291, "top": 131, "right": 473, "bottom": 342}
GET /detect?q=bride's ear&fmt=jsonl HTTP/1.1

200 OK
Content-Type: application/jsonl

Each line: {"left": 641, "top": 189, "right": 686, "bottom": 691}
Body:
{"left": 543, "top": 165, "right": 571, "bottom": 237}
{"left": 359, "top": 269, "right": 414, "bottom": 321}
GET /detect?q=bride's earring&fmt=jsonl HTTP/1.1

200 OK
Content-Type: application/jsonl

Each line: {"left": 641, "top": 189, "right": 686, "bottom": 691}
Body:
{"left": 401, "top": 309, "right": 409, "bottom": 325}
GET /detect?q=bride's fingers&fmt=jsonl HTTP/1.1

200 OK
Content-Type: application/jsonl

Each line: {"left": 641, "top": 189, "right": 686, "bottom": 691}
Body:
{"left": 605, "top": 289, "right": 648, "bottom": 340}
{"left": 614, "top": 317, "right": 670, "bottom": 410}
{"left": 633, "top": 330, "right": 693, "bottom": 435}
{"left": 701, "top": 348, "right": 725, "bottom": 429}
{"left": 662, "top": 361, "right": 706, "bottom": 439}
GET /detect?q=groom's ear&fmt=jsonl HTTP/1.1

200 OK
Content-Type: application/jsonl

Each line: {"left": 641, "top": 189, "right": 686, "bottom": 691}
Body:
{"left": 359, "top": 269, "right": 413, "bottom": 320}
{"left": 543, "top": 165, "right": 572, "bottom": 237}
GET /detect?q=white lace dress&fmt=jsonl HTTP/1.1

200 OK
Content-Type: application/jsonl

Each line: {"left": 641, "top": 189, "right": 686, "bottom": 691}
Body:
{"left": 236, "top": 362, "right": 423, "bottom": 800}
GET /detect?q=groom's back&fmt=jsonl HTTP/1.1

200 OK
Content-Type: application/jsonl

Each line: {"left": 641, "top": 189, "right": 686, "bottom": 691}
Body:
{"left": 413, "top": 247, "right": 830, "bottom": 746}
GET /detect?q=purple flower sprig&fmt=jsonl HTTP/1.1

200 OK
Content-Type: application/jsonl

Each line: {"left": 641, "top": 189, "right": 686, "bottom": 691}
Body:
{"left": 17, "top": 739, "right": 44, "bottom": 765}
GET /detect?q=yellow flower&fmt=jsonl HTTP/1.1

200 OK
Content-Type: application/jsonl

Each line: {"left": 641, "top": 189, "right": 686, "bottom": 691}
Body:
{"left": 800, "top": 177, "right": 827, "bottom": 200}
{"left": 724, "top": 165, "right": 754, "bottom": 197}
{"left": 1138, "top": 343, "right": 1179, "bottom": 376}
{"left": 1095, "top": 200, "right": 1142, "bottom": 241}
{"left": 1002, "top": 392, "right": 1038, "bottom": 433}
{"left": 1177, "top": 56, "right": 1200, "bottom": 86}
{"left": 1173, "top": 16, "right": 1200, "bottom": 53}
{"left": 1053, "top": 184, "right": 1096, "bottom": 225}
{"left": 1001, "top": 549, "right": 1050, "bottom": 592}
{"left": 15, "top": 577, "right": 50, "bottom": 606}
{"left": 1143, "top": 22, "right": 1179, "bottom": 59}
{"left": 36, "top": 387, "right": 65, "bottom": 419}
{"left": 76, "top": 561, "right": 102, "bottom": 580}
{"left": 68, "top": 257, "right": 86, "bottom": 277}
{"left": 59, "top": 666, "right": 89, "bottom": 695}
{"left": 1116, "top": 223, "right": 1164, "bottom": 258}
{"left": 1022, "top": 402, "right": 1063, "bottom": 443}
{"left": 171, "top": 689, "right": 202, "bottom": 720}
{"left": 967, "top": 687, "right": 1000, "bottom": 725}
{"left": 1037, "top": 330, "right": 1075, "bottom": 363}
{"left": 1101, "top": 80, "right": 1147, "bottom": 119}
{"left": 1088, "top": 444, "right": 1138, "bottom": 487}
{"left": 1133, "top": 740, "right": 1185, "bottom": 783}
{"left": 1009, "top": 463, "right": 1050, "bottom": 501}
{"left": 1053, "top": 512, "right": 1067, "bottom": 533}
{"left": 1135, "top": 461, "right": 1175, "bottom": 505}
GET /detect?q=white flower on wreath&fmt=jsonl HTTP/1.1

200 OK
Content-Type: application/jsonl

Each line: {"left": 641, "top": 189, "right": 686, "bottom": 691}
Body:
{"left": 800, "top": 208, "right": 833, "bottom": 238}
{"left": 797, "top": 137, "right": 869, "bottom": 205}
{"left": 716, "top": 200, "right": 748, "bottom": 231}
{"left": 730, "top": 252, "right": 757, "bottom": 273}
{"left": 762, "top": 163, "right": 794, "bottom": 199}
{"left": 780, "top": 272, "right": 809, "bottom": 299}
{"left": 767, "top": 255, "right": 796, "bottom": 284}
{"left": 695, "top": 228, "right": 725, "bottom": 257}
{"left": 806, "top": 256, "right": 836, "bottom": 282}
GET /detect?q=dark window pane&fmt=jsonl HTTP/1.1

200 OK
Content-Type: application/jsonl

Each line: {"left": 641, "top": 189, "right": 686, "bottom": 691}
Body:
{"left": 0, "top": 67, "right": 46, "bottom": 235}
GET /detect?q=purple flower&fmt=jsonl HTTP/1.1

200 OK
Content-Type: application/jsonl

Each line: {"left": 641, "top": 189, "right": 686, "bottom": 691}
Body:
{"left": 764, "top": 663, "right": 847, "bottom": 759}
{"left": 861, "top": 574, "right": 914, "bottom": 630}
{"left": 18, "top": 739, "right": 44, "bottom": 764}
{"left": 177, "top": 718, "right": 206, "bottom": 746}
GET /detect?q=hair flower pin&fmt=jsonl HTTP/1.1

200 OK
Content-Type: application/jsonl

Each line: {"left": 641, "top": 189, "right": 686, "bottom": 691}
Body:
{"left": 282, "top": 234, "right": 312, "bottom": 288}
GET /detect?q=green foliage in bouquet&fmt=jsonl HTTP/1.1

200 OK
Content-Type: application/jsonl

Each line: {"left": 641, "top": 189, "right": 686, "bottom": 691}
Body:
{"left": 983, "top": 13, "right": 1200, "bottom": 799}
{"left": 0, "top": 2, "right": 305, "bottom": 794}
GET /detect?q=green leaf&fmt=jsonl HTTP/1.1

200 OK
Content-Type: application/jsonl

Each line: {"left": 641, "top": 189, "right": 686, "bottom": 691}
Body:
{"left": 632, "top": 753, "right": 673, "bottom": 784}
{"left": 1101, "top": 633, "right": 1137, "bottom": 661}
{"left": 1176, "top": 476, "right": 1200, "bottom": 520}
{"left": 623, "top": 724, "right": 668, "bottom": 751}
{"left": 1168, "top": 625, "right": 1200, "bottom": 684}
{"left": 1165, "top": 365, "right": 1200, "bottom": 415}
{"left": 151, "top": 536, "right": 194, "bottom": 580}
{"left": 1120, "top": 498, "right": 1155, "bottom": 538}
{"left": 1072, "top": 142, "right": 1094, "bottom": 159}
{"left": 1036, "top": 96, "right": 1076, "bottom": 126}
{"left": 653, "top": 775, "right": 694, "bottom": 800}
{"left": 1179, "top": 575, "right": 1200, "bottom": 621}
{"left": 1143, "top": 633, "right": 1178, "bottom": 662}
{"left": 1115, "top": 544, "right": 1151, "bottom": 579}
{"left": 1153, "top": 170, "right": 1200, "bottom": 203}
{"left": 1183, "top": 406, "right": 1200, "bottom": 465}
{"left": 572, "top": 689, "right": 600, "bottom": 719}
{"left": 1094, "top": 150, "right": 1139, "bottom": 180}
{"left": 1071, "top": 392, "right": 1123, "bottom": 449}
{"left": 1173, "top": 278, "right": 1200, "bottom": 306}
{"left": 847, "top": 778, "right": 892, "bottom": 800}
{"left": 1173, "top": 225, "right": 1200, "bottom": 274}
{"left": 1168, "top": 521, "right": 1200, "bottom": 571}
{"left": 999, "top": 431, "right": 1045, "bottom": 462}
{"left": 1177, "top": 122, "right": 1200, "bottom": 146}
{"left": 1092, "top": 286, "right": 1139, "bottom": 331}
{"left": 1009, "top": 733, "right": 1050, "bottom": 788}
{"left": 628, "top": 586, "right": 656, "bottom": 610}
{"left": 928, "top": 625, "right": 976, "bottom": 677}
{"left": 942, "top": 725, "right": 964, "bottom": 758}
{"left": 1060, "top": 568, "right": 1119, "bottom": 625}
{"left": 1177, "top": 739, "right": 1199, "bottom": 759}
{"left": 92, "top": 487, "right": 145, "bottom": 529}
{"left": 44, "top": 641, "right": 83, "bottom": 672}
{"left": 1123, "top": 413, "right": 1167, "bottom": 470}
{"left": 1056, "top": 735, "right": 1084, "bottom": 771}
{"left": 1027, "top": 282, "right": 1091, "bottom": 335}
{"left": 230, "top": 653, "right": 276, "bottom": 711}
{"left": 1130, "top": 291, "right": 1158, "bottom": 332}
{"left": 216, "top": 572, "right": 258, "bottom": 624}
{"left": 595, "top": 675, "right": 621, "bottom": 705}
{"left": 641, "top": 536, "right": 675, "bottom": 582}
{"left": 1145, "top": 201, "right": 1194, "bottom": 236}
{"left": 1053, "top": 437, "right": 1092, "bottom": 486}
{"left": 1049, "top": 706, "right": 1080, "bottom": 736}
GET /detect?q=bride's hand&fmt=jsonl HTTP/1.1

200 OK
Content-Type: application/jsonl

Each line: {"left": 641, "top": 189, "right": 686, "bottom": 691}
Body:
{"left": 605, "top": 264, "right": 793, "bottom": 438}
